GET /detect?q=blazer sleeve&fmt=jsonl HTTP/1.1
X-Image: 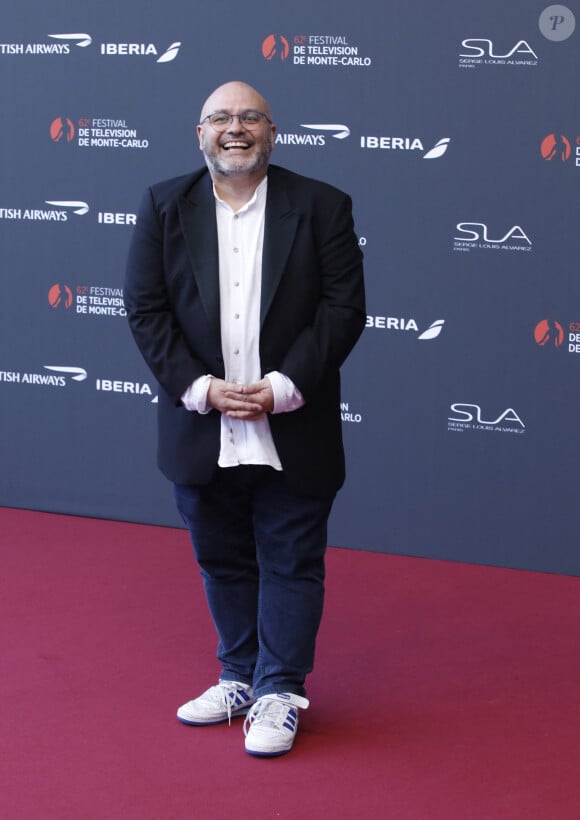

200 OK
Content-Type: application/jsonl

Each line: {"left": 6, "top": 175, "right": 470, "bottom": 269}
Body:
{"left": 274, "top": 191, "right": 366, "bottom": 400}
{"left": 124, "top": 187, "right": 207, "bottom": 405}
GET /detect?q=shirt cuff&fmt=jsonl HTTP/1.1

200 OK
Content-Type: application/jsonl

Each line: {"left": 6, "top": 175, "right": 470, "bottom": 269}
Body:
{"left": 265, "top": 371, "right": 305, "bottom": 414}
{"left": 181, "top": 375, "right": 213, "bottom": 413}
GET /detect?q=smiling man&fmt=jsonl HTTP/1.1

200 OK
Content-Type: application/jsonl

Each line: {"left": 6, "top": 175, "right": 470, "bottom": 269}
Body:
{"left": 124, "top": 81, "right": 365, "bottom": 757}
{"left": 198, "top": 83, "right": 274, "bottom": 187}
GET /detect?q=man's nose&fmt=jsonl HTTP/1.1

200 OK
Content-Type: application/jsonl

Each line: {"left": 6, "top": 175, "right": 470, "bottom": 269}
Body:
{"left": 228, "top": 115, "right": 246, "bottom": 132}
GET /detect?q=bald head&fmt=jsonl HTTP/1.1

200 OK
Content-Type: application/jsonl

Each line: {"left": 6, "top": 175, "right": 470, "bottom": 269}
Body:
{"left": 196, "top": 80, "right": 276, "bottom": 186}
{"left": 200, "top": 81, "right": 273, "bottom": 124}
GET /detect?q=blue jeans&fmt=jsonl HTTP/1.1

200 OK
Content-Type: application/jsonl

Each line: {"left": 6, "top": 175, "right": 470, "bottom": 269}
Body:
{"left": 174, "top": 467, "right": 333, "bottom": 699}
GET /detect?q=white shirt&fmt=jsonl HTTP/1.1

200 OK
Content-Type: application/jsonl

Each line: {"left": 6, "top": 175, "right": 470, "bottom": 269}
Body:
{"left": 181, "top": 177, "right": 304, "bottom": 469}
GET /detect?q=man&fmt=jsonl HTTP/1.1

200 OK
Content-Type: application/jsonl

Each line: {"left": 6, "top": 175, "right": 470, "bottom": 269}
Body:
{"left": 124, "top": 81, "right": 365, "bottom": 757}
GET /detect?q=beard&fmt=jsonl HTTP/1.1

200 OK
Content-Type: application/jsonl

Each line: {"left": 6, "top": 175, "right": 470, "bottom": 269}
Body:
{"left": 202, "top": 136, "right": 273, "bottom": 178}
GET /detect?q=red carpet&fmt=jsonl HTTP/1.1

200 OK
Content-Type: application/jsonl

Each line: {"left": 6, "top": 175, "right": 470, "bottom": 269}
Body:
{"left": 2, "top": 507, "right": 580, "bottom": 819}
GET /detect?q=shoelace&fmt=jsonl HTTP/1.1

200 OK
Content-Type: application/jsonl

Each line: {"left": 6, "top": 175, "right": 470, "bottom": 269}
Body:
{"left": 243, "top": 697, "right": 300, "bottom": 736}
{"left": 217, "top": 682, "right": 249, "bottom": 725}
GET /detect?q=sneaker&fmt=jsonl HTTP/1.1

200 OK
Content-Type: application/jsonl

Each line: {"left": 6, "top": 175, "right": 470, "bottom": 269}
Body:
{"left": 177, "top": 680, "right": 254, "bottom": 726}
{"left": 243, "top": 693, "right": 310, "bottom": 757}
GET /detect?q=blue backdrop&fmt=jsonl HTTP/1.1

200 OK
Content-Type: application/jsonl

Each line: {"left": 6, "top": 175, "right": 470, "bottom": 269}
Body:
{"left": 1, "top": 0, "right": 579, "bottom": 574}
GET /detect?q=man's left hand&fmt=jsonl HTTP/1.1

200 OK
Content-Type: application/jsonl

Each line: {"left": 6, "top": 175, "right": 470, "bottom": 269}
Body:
{"left": 224, "top": 378, "right": 274, "bottom": 420}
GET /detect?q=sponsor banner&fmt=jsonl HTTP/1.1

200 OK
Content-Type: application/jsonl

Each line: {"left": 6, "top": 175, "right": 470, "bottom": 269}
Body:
{"left": 0, "top": 33, "right": 180, "bottom": 62}
{"left": 534, "top": 319, "right": 580, "bottom": 354}
{"left": 541, "top": 134, "right": 580, "bottom": 168}
{"left": 0, "top": 33, "right": 92, "bottom": 55}
{"left": 453, "top": 223, "right": 532, "bottom": 253}
{"left": 366, "top": 315, "right": 445, "bottom": 341}
{"left": 340, "top": 400, "right": 363, "bottom": 424}
{"left": 458, "top": 5, "right": 575, "bottom": 69}
{"left": 48, "top": 284, "right": 126, "bottom": 318}
{"left": 275, "top": 127, "right": 450, "bottom": 159}
{"left": 0, "top": 201, "right": 88, "bottom": 222}
{"left": 95, "top": 377, "right": 156, "bottom": 402}
{"left": 0, "top": 365, "right": 155, "bottom": 402}
{"left": 262, "top": 33, "right": 372, "bottom": 68}
{"left": 1, "top": 201, "right": 136, "bottom": 226}
{"left": 458, "top": 38, "right": 539, "bottom": 68}
{"left": 360, "top": 136, "right": 450, "bottom": 158}
{"left": 50, "top": 116, "right": 150, "bottom": 150}
{"left": 99, "top": 41, "right": 180, "bottom": 61}
{"left": 276, "top": 123, "right": 350, "bottom": 147}
{"left": 0, "top": 365, "right": 87, "bottom": 387}
{"left": 448, "top": 403, "right": 526, "bottom": 435}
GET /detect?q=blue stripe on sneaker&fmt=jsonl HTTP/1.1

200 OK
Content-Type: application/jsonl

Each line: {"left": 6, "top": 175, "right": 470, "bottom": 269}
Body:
{"left": 282, "top": 709, "right": 298, "bottom": 730}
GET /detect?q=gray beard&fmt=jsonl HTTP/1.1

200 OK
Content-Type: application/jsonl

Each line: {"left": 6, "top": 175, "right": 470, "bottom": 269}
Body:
{"left": 202, "top": 142, "right": 272, "bottom": 178}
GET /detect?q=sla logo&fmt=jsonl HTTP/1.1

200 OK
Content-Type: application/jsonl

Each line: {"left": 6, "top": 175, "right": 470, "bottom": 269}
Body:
{"left": 48, "top": 284, "right": 73, "bottom": 309}
{"left": 541, "top": 134, "right": 571, "bottom": 161}
{"left": 360, "top": 136, "right": 450, "bottom": 158}
{"left": 366, "top": 316, "right": 445, "bottom": 340}
{"left": 448, "top": 403, "right": 525, "bottom": 434}
{"left": 458, "top": 39, "right": 538, "bottom": 67}
{"left": 453, "top": 223, "right": 532, "bottom": 252}
{"left": 534, "top": 319, "right": 564, "bottom": 347}
{"left": 50, "top": 117, "right": 75, "bottom": 142}
{"left": 262, "top": 34, "right": 290, "bottom": 61}
{"left": 100, "top": 41, "right": 181, "bottom": 62}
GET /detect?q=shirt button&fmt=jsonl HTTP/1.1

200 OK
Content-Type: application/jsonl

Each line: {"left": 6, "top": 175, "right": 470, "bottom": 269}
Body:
{"left": 233, "top": 348, "right": 240, "bottom": 355}
{"left": 233, "top": 247, "right": 239, "bottom": 253}
{"left": 234, "top": 313, "right": 240, "bottom": 319}
{"left": 234, "top": 281, "right": 240, "bottom": 287}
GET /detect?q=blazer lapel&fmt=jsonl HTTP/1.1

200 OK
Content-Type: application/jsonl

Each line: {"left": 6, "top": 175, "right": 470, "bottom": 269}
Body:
{"left": 261, "top": 173, "right": 301, "bottom": 327}
{"left": 177, "top": 180, "right": 220, "bottom": 332}
{"left": 176, "top": 168, "right": 301, "bottom": 332}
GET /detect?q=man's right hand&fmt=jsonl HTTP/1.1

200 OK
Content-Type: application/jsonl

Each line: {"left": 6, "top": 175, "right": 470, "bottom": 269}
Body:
{"left": 207, "top": 379, "right": 264, "bottom": 419}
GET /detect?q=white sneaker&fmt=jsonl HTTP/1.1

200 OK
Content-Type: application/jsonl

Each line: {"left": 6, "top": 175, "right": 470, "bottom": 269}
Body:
{"left": 177, "top": 681, "right": 254, "bottom": 726}
{"left": 243, "top": 693, "right": 310, "bottom": 756}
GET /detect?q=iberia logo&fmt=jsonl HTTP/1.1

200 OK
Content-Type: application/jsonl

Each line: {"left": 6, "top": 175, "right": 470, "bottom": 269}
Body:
{"left": 540, "top": 134, "right": 571, "bottom": 161}
{"left": 50, "top": 117, "right": 75, "bottom": 143}
{"left": 48, "top": 284, "right": 73, "bottom": 309}
{"left": 534, "top": 319, "right": 564, "bottom": 347}
{"left": 262, "top": 35, "right": 290, "bottom": 60}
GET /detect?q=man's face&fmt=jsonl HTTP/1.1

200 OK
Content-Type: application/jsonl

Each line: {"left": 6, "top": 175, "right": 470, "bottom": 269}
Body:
{"left": 196, "top": 84, "right": 276, "bottom": 179}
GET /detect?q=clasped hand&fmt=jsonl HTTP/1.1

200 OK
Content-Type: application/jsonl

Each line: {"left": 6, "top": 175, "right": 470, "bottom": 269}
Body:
{"left": 207, "top": 378, "right": 274, "bottom": 420}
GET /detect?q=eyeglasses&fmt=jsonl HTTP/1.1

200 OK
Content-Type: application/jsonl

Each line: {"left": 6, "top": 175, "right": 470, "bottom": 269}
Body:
{"left": 200, "top": 110, "right": 272, "bottom": 131}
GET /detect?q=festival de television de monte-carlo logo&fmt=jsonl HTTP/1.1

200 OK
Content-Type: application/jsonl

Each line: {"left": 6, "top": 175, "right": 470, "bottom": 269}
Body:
{"left": 534, "top": 318, "right": 580, "bottom": 354}
{"left": 261, "top": 33, "right": 372, "bottom": 67}
{"left": 540, "top": 133, "right": 580, "bottom": 165}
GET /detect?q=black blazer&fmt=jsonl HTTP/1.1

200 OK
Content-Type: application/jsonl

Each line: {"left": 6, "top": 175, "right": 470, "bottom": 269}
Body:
{"left": 124, "top": 164, "right": 365, "bottom": 499}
